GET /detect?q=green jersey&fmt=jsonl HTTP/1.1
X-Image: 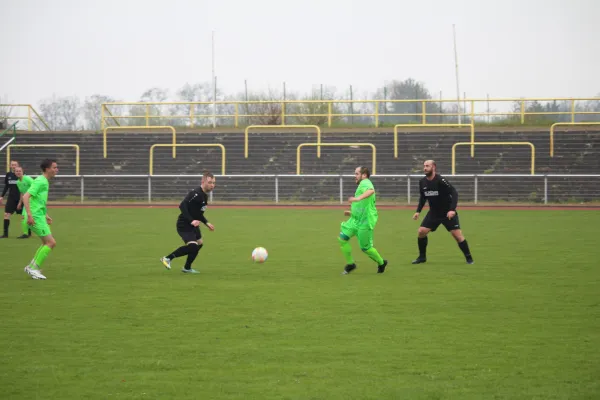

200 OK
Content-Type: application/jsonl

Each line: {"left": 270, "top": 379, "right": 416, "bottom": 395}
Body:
{"left": 17, "top": 175, "right": 34, "bottom": 196}
{"left": 27, "top": 175, "right": 50, "bottom": 217}
{"left": 350, "top": 178, "right": 378, "bottom": 229}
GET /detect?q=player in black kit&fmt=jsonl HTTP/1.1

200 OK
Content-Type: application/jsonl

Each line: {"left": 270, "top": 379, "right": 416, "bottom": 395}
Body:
{"left": 412, "top": 160, "right": 474, "bottom": 265}
{"left": 160, "top": 171, "right": 216, "bottom": 273}
{"left": 0, "top": 160, "right": 21, "bottom": 238}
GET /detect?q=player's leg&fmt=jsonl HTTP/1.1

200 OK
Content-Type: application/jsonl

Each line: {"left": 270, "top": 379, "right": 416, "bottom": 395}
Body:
{"left": 443, "top": 214, "right": 473, "bottom": 264}
{"left": 339, "top": 219, "right": 357, "bottom": 274}
{"left": 182, "top": 238, "right": 203, "bottom": 273}
{"left": 26, "top": 219, "right": 55, "bottom": 280}
{"left": 161, "top": 226, "right": 202, "bottom": 273}
{"left": 413, "top": 212, "right": 439, "bottom": 264}
{"left": 357, "top": 228, "right": 388, "bottom": 273}
{"left": 17, "top": 208, "right": 30, "bottom": 239}
{"left": 2, "top": 206, "right": 14, "bottom": 238}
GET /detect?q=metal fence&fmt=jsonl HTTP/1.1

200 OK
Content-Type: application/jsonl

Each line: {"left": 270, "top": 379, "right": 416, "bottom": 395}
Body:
{"left": 34, "top": 174, "right": 600, "bottom": 205}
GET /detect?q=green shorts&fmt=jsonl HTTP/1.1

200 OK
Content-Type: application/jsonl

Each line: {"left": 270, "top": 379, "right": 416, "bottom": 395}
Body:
{"left": 339, "top": 219, "right": 374, "bottom": 251}
{"left": 30, "top": 215, "right": 52, "bottom": 237}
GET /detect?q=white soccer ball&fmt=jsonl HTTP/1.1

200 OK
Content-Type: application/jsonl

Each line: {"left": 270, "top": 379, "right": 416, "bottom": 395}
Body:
{"left": 252, "top": 247, "right": 268, "bottom": 263}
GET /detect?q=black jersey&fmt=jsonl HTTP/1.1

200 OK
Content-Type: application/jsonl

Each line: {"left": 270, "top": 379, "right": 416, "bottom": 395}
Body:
{"left": 177, "top": 187, "right": 210, "bottom": 225}
{"left": 416, "top": 174, "right": 458, "bottom": 216}
{"left": 2, "top": 172, "right": 19, "bottom": 200}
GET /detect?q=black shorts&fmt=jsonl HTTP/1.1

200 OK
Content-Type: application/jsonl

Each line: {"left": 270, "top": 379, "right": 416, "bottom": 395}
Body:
{"left": 421, "top": 211, "right": 460, "bottom": 232}
{"left": 4, "top": 197, "right": 22, "bottom": 215}
{"left": 176, "top": 219, "right": 202, "bottom": 243}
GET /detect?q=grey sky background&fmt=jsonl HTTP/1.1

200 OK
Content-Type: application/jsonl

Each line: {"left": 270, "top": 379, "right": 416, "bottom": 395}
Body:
{"left": 2, "top": 0, "right": 598, "bottom": 106}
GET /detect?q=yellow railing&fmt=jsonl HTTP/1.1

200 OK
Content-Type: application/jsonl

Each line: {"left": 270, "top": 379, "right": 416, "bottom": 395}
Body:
{"left": 394, "top": 123, "right": 475, "bottom": 158}
{"left": 245, "top": 125, "right": 322, "bottom": 158}
{"left": 296, "top": 143, "right": 376, "bottom": 175}
{"left": 549, "top": 122, "right": 600, "bottom": 157}
{"left": 0, "top": 104, "right": 50, "bottom": 131}
{"left": 103, "top": 126, "right": 177, "bottom": 158}
{"left": 149, "top": 144, "right": 226, "bottom": 176}
{"left": 7, "top": 144, "right": 80, "bottom": 175}
{"left": 100, "top": 97, "right": 600, "bottom": 129}
{"left": 451, "top": 142, "right": 535, "bottom": 175}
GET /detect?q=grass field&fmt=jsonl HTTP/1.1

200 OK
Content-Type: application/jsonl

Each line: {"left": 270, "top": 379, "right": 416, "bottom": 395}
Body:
{"left": 1, "top": 208, "right": 599, "bottom": 400}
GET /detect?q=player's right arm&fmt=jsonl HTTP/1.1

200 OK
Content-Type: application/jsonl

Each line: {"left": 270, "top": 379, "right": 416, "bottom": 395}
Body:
{"left": 179, "top": 189, "right": 211, "bottom": 229}
{"left": 24, "top": 178, "right": 43, "bottom": 225}
{"left": 0, "top": 173, "right": 8, "bottom": 202}
{"left": 22, "top": 192, "right": 34, "bottom": 225}
{"left": 179, "top": 190, "right": 198, "bottom": 224}
{"left": 413, "top": 181, "right": 426, "bottom": 220}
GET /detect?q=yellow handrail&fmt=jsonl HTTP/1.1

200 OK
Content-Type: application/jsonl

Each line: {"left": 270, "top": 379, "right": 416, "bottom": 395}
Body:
{"left": 7, "top": 144, "right": 80, "bottom": 175}
{"left": 549, "top": 122, "right": 600, "bottom": 157}
{"left": 245, "top": 125, "right": 322, "bottom": 158}
{"left": 149, "top": 144, "right": 226, "bottom": 176}
{"left": 296, "top": 143, "right": 376, "bottom": 175}
{"left": 451, "top": 142, "right": 535, "bottom": 175}
{"left": 394, "top": 123, "right": 475, "bottom": 158}
{"left": 0, "top": 104, "right": 50, "bottom": 131}
{"left": 103, "top": 126, "right": 176, "bottom": 158}
{"left": 99, "top": 97, "right": 600, "bottom": 129}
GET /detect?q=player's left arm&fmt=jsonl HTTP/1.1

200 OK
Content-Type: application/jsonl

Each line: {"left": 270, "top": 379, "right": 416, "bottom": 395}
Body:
{"left": 350, "top": 189, "right": 375, "bottom": 203}
{"left": 349, "top": 181, "right": 375, "bottom": 203}
{"left": 441, "top": 177, "right": 459, "bottom": 217}
{"left": 22, "top": 192, "right": 34, "bottom": 225}
{"left": 0, "top": 173, "right": 8, "bottom": 202}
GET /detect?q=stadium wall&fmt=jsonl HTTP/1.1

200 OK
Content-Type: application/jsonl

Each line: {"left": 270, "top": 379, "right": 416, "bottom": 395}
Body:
{"left": 1, "top": 128, "right": 599, "bottom": 205}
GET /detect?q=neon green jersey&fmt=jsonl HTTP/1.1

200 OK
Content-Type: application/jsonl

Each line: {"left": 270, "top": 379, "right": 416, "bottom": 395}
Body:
{"left": 350, "top": 178, "right": 378, "bottom": 228}
{"left": 27, "top": 175, "right": 50, "bottom": 217}
{"left": 17, "top": 175, "right": 34, "bottom": 195}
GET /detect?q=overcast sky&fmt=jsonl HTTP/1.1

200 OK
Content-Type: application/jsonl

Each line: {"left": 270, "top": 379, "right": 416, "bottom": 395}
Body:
{"left": 2, "top": 0, "right": 598, "bottom": 106}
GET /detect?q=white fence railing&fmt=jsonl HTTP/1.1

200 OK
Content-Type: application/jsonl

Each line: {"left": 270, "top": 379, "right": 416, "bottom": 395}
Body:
{"left": 25, "top": 174, "right": 600, "bottom": 205}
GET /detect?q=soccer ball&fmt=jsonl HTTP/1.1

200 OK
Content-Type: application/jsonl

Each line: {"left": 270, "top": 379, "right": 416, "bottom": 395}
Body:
{"left": 252, "top": 247, "right": 268, "bottom": 263}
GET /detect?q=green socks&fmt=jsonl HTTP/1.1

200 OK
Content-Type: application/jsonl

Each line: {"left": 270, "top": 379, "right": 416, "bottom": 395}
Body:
{"left": 338, "top": 237, "right": 355, "bottom": 264}
{"left": 364, "top": 247, "right": 384, "bottom": 265}
{"left": 31, "top": 245, "right": 52, "bottom": 269}
{"left": 22, "top": 218, "right": 29, "bottom": 235}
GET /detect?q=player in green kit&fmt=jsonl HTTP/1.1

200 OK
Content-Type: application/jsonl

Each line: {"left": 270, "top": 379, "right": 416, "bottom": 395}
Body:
{"left": 22, "top": 159, "right": 59, "bottom": 280}
{"left": 15, "top": 166, "right": 33, "bottom": 239}
{"left": 339, "top": 166, "right": 388, "bottom": 274}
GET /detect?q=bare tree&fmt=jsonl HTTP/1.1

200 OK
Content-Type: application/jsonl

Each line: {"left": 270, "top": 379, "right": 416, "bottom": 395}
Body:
{"left": 38, "top": 95, "right": 82, "bottom": 131}
{"left": 83, "top": 94, "right": 119, "bottom": 131}
{"left": 176, "top": 82, "right": 229, "bottom": 127}
{"left": 374, "top": 78, "right": 443, "bottom": 124}
{"left": 238, "top": 89, "right": 284, "bottom": 125}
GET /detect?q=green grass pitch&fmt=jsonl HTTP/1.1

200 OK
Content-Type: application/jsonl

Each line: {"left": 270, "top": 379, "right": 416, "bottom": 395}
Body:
{"left": 1, "top": 208, "right": 599, "bottom": 399}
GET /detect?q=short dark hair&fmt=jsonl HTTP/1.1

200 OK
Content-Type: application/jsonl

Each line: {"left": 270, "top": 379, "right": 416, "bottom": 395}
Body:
{"left": 358, "top": 166, "right": 371, "bottom": 178}
{"left": 40, "top": 159, "right": 56, "bottom": 172}
{"left": 203, "top": 171, "right": 214, "bottom": 179}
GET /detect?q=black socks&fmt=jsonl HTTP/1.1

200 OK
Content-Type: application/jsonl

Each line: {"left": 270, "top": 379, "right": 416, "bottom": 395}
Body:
{"left": 167, "top": 243, "right": 203, "bottom": 270}
{"left": 167, "top": 243, "right": 198, "bottom": 260}
{"left": 184, "top": 244, "right": 203, "bottom": 269}
{"left": 418, "top": 237, "right": 428, "bottom": 258}
{"left": 458, "top": 240, "right": 472, "bottom": 259}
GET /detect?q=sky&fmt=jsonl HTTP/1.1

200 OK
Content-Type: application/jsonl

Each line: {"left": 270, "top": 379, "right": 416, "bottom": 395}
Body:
{"left": 1, "top": 0, "right": 599, "bottom": 107}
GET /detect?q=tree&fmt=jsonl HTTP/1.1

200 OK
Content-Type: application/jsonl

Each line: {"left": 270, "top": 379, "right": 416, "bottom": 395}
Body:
{"left": 83, "top": 94, "right": 119, "bottom": 131}
{"left": 289, "top": 85, "right": 342, "bottom": 126}
{"left": 374, "top": 78, "right": 444, "bottom": 124}
{"left": 236, "top": 88, "right": 284, "bottom": 125}
{"left": 38, "top": 95, "right": 81, "bottom": 130}
{"left": 125, "top": 88, "right": 170, "bottom": 126}
{"left": 175, "top": 82, "right": 229, "bottom": 127}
